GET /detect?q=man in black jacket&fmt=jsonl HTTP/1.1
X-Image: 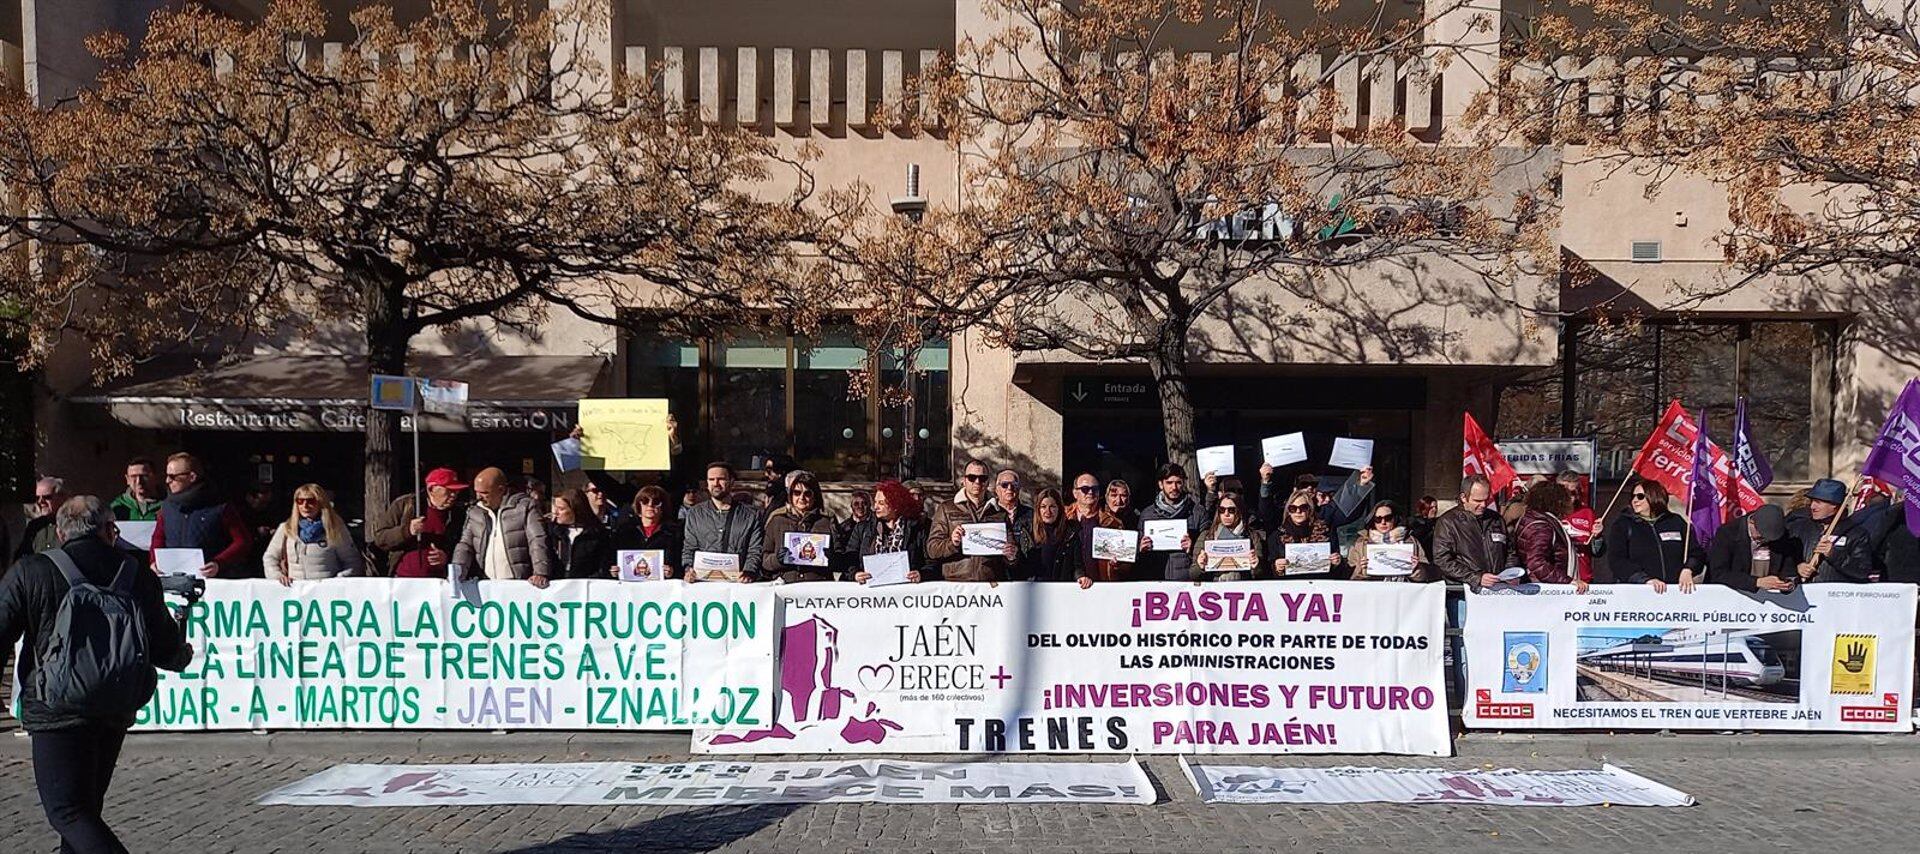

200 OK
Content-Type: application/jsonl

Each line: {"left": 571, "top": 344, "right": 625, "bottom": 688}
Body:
{"left": 0, "top": 496, "right": 193, "bottom": 854}
{"left": 1702, "top": 504, "right": 1802, "bottom": 592}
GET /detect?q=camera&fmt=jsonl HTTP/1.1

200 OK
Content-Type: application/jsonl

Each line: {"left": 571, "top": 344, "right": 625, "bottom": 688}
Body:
{"left": 159, "top": 573, "right": 205, "bottom": 634}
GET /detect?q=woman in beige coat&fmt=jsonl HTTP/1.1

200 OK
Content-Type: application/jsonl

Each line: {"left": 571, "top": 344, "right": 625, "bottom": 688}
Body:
{"left": 264, "top": 483, "right": 363, "bottom": 584}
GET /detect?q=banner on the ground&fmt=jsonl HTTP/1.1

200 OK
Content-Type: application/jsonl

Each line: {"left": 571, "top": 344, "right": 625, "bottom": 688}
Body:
{"left": 136, "top": 579, "right": 775, "bottom": 731}
{"left": 695, "top": 581, "right": 1450, "bottom": 755}
{"left": 1463, "top": 583, "right": 1916, "bottom": 732}
{"left": 1182, "top": 759, "right": 1694, "bottom": 806}
{"left": 259, "top": 759, "right": 1155, "bottom": 806}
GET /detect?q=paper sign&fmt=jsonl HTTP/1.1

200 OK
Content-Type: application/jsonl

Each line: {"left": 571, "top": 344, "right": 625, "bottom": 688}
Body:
{"left": 420, "top": 378, "right": 469, "bottom": 415}
{"left": 1368, "top": 543, "right": 1417, "bottom": 577}
{"left": 577, "top": 399, "right": 672, "bottom": 470}
{"left": 550, "top": 437, "right": 584, "bottom": 473}
{"left": 692, "top": 551, "right": 742, "bottom": 582}
{"left": 960, "top": 523, "right": 1010, "bottom": 557}
{"left": 1329, "top": 437, "right": 1374, "bottom": 470}
{"left": 1202, "top": 538, "right": 1254, "bottom": 573}
{"left": 369, "top": 375, "right": 417, "bottom": 411}
{"left": 1090, "top": 528, "right": 1140, "bottom": 563}
{"left": 617, "top": 549, "right": 664, "bottom": 582}
{"left": 1495, "top": 566, "right": 1526, "bottom": 582}
{"left": 1282, "top": 542, "right": 1333, "bottom": 576}
{"left": 1142, "top": 519, "right": 1187, "bottom": 552}
{"left": 1261, "top": 433, "right": 1308, "bottom": 467}
{"left": 862, "top": 551, "right": 912, "bottom": 587}
{"left": 154, "top": 547, "right": 206, "bottom": 577}
{"left": 115, "top": 520, "right": 157, "bottom": 551}
{"left": 1196, "top": 445, "right": 1235, "bottom": 478}
{"left": 783, "top": 532, "right": 831, "bottom": 567}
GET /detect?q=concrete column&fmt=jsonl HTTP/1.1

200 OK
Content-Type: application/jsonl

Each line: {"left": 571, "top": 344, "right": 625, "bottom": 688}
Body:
{"left": 737, "top": 47, "right": 758, "bottom": 125}
{"left": 882, "top": 49, "right": 903, "bottom": 127}
{"left": 1365, "top": 57, "right": 1395, "bottom": 130}
{"left": 698, "top": 46, "right": 720, "bottom": 123}
{"left": 846, "top": 49, "right": 868, "bottom": 128}
{"left": 1426, "top": 0, "right": 1499, "bottom": 142}
{"left": 663, "top": 46, "right": 685, "bottom": 110}
{"left": 811, "top": 48, "right": 832, "bottom": 130}
{"left": 1404, "top": 57, "right": 1433, "bottom": 131}
{"left": 918, "top": 49, "right": 942, "bottom": 126}
{"left": 773, "top": 47, "right": 795, "bottom": 126}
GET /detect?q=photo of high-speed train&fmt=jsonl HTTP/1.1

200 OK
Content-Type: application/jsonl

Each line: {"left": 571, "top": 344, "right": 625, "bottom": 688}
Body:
{"left": 1576, "top": 628, "right": 1798, "bottom": 703}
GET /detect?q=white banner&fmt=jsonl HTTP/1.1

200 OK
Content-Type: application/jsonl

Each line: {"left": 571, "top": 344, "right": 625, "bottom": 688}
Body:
{"left": 695, "top": 581, "right": 1449, "bottom": 755}
{"left": 1464, "top": 583, "right": 1916, "bottom": 731}
{"left": 259, "top": 759, "right": 1156, "bottom": 806}
{"left": 136, "top": 579, "right": 775, "bottom": 730}
{"left": 1182, "top": 759, "right": 1694, "bottom": 807}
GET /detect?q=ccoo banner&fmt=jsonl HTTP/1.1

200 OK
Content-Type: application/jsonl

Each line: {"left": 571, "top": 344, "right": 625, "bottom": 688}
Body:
{"left": 136, "top": 579, "right": 775, "bottom": 731}
{"left": 1463, "top": 584, "right": 1916, "bottom": 732}
{"left": 259, "top": 759, "right": 1156, "bottom": 806}
{"left": 695, "top": 581, "right": 1450, "bottom": 756}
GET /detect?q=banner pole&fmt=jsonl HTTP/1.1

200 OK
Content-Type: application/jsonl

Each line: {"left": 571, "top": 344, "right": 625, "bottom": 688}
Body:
{"left": 1801, "top": 478, "right": 1861, "bottom": 578}
{"left": 412, "top": 388, "right": 423, "bottom": 521}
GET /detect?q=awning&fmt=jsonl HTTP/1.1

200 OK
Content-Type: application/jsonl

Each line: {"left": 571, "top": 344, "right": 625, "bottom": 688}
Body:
{"left": 73, "top": 354, "right": 610, "bottom": 433}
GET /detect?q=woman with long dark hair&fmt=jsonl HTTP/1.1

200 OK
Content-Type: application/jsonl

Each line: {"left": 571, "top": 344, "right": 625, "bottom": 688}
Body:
{"left": 1602, "top": 480, "right": 1696, "bottom": 592}
{"left": 1014, "top": 487, "right": 1081, "bottom": 582}
{"left": 547, "top": 488, "right": 615, "bottom": 579}
{"left": 1514, "top": 481, "right": 1578, "bottom": 586}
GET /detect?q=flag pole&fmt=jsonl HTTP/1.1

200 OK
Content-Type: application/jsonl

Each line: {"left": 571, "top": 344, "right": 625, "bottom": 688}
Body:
{"left": 1801, "top": 478, "right": 1862, "bottom": 578}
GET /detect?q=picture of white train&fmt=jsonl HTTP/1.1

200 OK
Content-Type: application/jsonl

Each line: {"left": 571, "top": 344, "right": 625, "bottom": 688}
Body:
{"left": 1578, "top": 628, "right": 1789, "bottom": 689}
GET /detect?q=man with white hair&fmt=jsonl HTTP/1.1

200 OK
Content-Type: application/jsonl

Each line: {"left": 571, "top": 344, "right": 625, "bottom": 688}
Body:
{"left": 11, "top": 476, "right": 68, "bottom": 562}
{"left": 0, "top": 495, "right": 193, "bottom": 852}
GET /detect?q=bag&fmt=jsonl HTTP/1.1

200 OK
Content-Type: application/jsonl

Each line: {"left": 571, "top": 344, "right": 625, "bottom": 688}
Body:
{"left": 33, "top": 549, "right": 158, "bottom": 718}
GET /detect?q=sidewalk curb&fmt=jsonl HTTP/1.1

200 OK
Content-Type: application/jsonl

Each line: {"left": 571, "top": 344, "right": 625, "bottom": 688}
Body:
{"left": 6, "top": 729, "right": 1916, "bottom": 761}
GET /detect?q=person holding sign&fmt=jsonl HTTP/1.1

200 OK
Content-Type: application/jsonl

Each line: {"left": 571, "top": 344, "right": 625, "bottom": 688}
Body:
{"left": 1067, "top": 473, "right": 1128, "bottom": 586}
{"left": 610, "top": 485, "right": 681, "bottom": 579}
{"left": 855, "top": 481, "right": 927, "bottom": 585}
{"left": 925, "top": 460, "right": 1015, "bottom": 582}
{"left": 1267, "top": 488, "right": 1341, "bottom": 577}
{"left": 1432, "top": 475, "right": 1510, "bottom": 591}
{"left": 761, "top": 475, "right": 838, "bottom": 583}
{"left": 546, "top": 489, "right": 615, "bottom": 580}
{"left": 151, "top": 453, "right": 253, "bottom": 578}
{"left": 679, "top": 462, "right": 764, "bottom": 583}
{"left": 1137, "top": 464, "right": 1213, "bottom": 581}
{"left": 1191, "top": 495, "right": 1264, "bottom": 581}
{"left": 1347, "top": 501, "right": 1431, "bottom": 582}
{"left": 1014, "top": 488, "right": 1083, "bottom": 582}
{"left": 1256, "top": 463, "right": 1373, "bottom": 534}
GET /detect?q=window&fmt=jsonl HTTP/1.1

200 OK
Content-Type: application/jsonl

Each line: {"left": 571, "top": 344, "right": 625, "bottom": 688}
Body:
{"left": 624, "top": 318, "right": 950, "bottom": 480}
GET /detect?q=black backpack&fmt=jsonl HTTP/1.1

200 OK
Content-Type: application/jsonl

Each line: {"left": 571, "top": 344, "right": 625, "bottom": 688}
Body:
{"left": 32, "top": 549, "right": 159, "bottom": 717}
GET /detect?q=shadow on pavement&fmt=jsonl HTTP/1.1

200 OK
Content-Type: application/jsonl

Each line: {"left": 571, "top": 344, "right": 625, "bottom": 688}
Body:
{"left": 503, "top": 803, "right": 805, "bottom": 853}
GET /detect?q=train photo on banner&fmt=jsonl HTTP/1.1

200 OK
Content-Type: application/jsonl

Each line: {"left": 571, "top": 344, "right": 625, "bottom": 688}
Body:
{"left": 1576, "top": 628, "right": 1796, "bottom": 704}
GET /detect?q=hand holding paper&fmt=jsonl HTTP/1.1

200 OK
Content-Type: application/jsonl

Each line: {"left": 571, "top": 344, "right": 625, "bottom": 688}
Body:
{"left": 1329, "top": 437, "right": 1374, "bottom": 470}
{"left": 1195, "top": 445, "right": 1235, "bottom": 478}
{"left": 1261, "top": 433, "right": 1308, "bottom": 468}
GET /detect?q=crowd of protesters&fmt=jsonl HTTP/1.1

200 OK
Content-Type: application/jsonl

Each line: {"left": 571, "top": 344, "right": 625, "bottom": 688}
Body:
{"left": 5, "top": 447, "right": 1917, "bottom": 591}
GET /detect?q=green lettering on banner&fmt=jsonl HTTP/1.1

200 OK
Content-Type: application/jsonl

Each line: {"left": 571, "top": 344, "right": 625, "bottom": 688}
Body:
{"left": 577, "top": 645, "right": 603, "bottom": 679}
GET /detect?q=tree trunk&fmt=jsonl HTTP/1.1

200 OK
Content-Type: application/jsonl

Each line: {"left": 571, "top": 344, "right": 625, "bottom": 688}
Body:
{"left": 362, "top": 278, "right": 411, "bottom": 523}
{"left": 1148, "top": 331, "right": 1196, "bottom": 478}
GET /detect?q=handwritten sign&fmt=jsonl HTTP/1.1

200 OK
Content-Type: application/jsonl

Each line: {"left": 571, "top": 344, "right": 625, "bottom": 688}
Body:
{"left": 577, "top": 399, "right": 671, "bottom": 470}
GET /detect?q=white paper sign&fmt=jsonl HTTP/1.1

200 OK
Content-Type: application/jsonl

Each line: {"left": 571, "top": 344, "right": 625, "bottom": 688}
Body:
{"left": 549, "top": 437, "right": 584, "bottom": 473}
{"left": 783, "top": 532, "right": 831, "bottom": 567}
{"left": 1367, "top": 544, "right": 1417, "bottom": 578}
{"left": 1283, "top": 542, "right": 1333, "bottom": 576}
{"left": 960, "top": 523, "right": 1010, "bottom": 557}
{"left": 1196, "top": 445, "right": 1236, "bottom": 478}
{"left": 1261, "top": 433, "right": 1308, "bottom": 467}
{"left": 1329, "top": 437, "right": 1375, "bottom": 469}
{"left": 1142, "top": 519, "right": 1187, "bottom": 552}
{"left": 1090, "top": 528, "right": 1140, "bottom": 563}
{"left": 692, "top": 551, "right": 742, "bottom": 582}
{"left": 154, "top": 547, "right": 206, "bottom": 577}
{"left": 1202, "top": 538, "right": 1254, "bottom": 573}
{"left": 115, "top": 520, "right": 158, "bottom": 551}
{"left": 862, "top": 551, "right": 912, "bottom": 587}
{"left": 617, "top": 549, "right": 664, "bottom": 582}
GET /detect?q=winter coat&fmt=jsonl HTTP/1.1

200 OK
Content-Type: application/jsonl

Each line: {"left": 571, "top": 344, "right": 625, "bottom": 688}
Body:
{"left": 1431, "top": 505, "right": 1510, "bottom": 588}
{"left": 1191, "top": 524, "right": 1266, "bottom": 582}
{"left": 678, "top": 500, "right": 765, "bottom": 579}
{"left": 860, "top": 517, "right": 931, "bottom": 568}
{"left": 1069, "top": 506, "right": 1133, "bottom": 582}
{"left": 610, "top": 518, "right": 683, "bottom": 578}
{"left": 1824, "top": 499, "right": 1898, "bottom": 583}
{"left": 761, "top": 508, "right": 839, "bottom": 584}
{"left": 1137, "top": 488, "right": 1212, "bottom": 581}
{"left": 452, "top": 492, "right": 554, "bottom": 580}
{"left": 1514, "top": 510, "right": 1577, "bottom": 585}
{"left": 263, "top": 523, "right": 364, "bottom": 580}
{"left": 0, "top": 537, "right": 190, "bottom": 732}
{"left": 1785, "top": 507, "right": 1843, "bottom": 563}
{"left": 1269, "top": 516, "right": 1339, "bottom": 579}
{"left": 1348, "top": 526, "right": 1433, "bottom": 582}
{"left": 547, "top": 522, "right": 616, "bottom": 580}
{"left": 153, "top": 482, "right": 254, "bottom": 577}
{"left": 1013, "top": 522, "right": 1082, "bottom": 582}
{"left": 1603, "top": 511, "right": 1690, "bottom": 585}
{"left": 1702, "top": 513, "right": 1804, "bottom": 592}
{"left": 924, "top": 497, "right": 1011, "bottom": 582}
{"left": 371, "top": 494, "right": 469, "bottom": 579}
{"left": 109, "top": 492, "right": 162, "bottom": 522}
{"left": 833, "top": 516, "right": 879, "bottom": 577}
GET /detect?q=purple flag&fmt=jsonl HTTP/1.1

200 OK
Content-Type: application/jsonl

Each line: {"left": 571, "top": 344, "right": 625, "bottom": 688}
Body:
{"left": 1860, "top": 379, "right": 1920, "bottom": 536}
{"left": 1732, "top": 396, "right": 1774, "bottom": 491}
{"left": 1688, "top": 410, "right": 1722, "bottom": 542}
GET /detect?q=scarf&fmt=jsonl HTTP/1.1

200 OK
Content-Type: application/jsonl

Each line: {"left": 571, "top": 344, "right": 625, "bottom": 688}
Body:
{"left": 297, "top": 517, "right": 327, "bottom": 545}
{"left": 877, "top": 519, "right": 910, "bottom": 553}
{"left": 1153, "top": 491, "right": 1191, "bottom": 517}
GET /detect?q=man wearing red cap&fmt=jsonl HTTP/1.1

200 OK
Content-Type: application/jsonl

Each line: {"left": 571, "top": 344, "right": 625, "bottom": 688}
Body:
{"left": 370, "top": 467, "right": 471, "bottom": 578}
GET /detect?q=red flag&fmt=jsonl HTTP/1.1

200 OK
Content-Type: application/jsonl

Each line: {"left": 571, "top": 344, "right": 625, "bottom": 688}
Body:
{"left": 1630, "top": 401, "right": 1764, "bottom": 516}
{"left": 1462, "top": 413, "right": 1517, "bottom": 495}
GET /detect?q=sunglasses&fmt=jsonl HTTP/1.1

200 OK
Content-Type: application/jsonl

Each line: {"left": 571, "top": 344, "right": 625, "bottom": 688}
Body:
{"left": 165, "top": 472, "right": 193, "bottom": 482}
{"left": 1632, "top": 492, "right": 1648, "bottom": 500}
{"left": 996, "top": 481, "right": 1019, "bottom": 489}
{"left": 637, "top": 498, "right": 662, "bottom": 506}
{"left": 1075, "top": 485, "right": 1098, "bottom": 494}
{"left": 1288, "top": 505, "right": 1312, "bottom": 513}
{"left": 1219, "top": 505, "right": 1241, "bottom": 514}
{"left": 295, "top": 497, "right": 319, "bottom": 505}
{"left": 964, "top": 474, "right": 989, "bottom": 483}
{"left": 1373, "top": 514, "right": 1396, "bottom": 523}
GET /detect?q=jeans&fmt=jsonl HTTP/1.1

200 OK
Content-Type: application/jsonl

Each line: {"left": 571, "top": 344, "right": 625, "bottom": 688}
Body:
{"left": 31, "top": 724, "right": 130, "bottom": 854}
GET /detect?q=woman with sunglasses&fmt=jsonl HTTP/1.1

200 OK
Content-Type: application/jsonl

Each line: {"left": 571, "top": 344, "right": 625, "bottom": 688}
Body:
{"left": 1191, "top": 495, "right": 1265, "bottom": 581}
{"left": 1347, "top": 500, "right": 1432, "bottom": 582}
{"left": 1602, "top": 480, "right": 1696, "bottom": 593}
{"left": 1267, "top": 487, "right": 1341, "bottom": 578}
{"left": 610, "top": 485, "right": 681, "bottom": 579}
{"left": 264, "top": 483, "right": 363, "bottom": 585}
{"left": 761, "top": 473, "right": 838, "bottom": 583}
{"left": 855, "top": 480, "right": 927, "bottom": 585}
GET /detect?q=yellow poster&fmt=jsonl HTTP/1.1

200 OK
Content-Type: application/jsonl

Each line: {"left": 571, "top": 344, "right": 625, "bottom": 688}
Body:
{"left": 576, "top": 399, "right": 671, "bottom": 470}
{"left": 1830, "top": 634, "right": 1877, "bottom": 695}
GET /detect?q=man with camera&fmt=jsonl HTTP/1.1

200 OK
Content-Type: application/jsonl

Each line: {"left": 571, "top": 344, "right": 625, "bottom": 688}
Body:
{"left": 0, "top": 496, "right": 194, "bottom": 853}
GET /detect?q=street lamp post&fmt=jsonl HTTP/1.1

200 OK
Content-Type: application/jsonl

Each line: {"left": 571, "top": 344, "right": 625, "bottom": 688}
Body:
{"left": 889, "top": 164, "right": 928, "bottom": 481}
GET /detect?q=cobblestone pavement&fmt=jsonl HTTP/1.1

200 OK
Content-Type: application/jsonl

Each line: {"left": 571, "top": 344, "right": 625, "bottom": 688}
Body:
{"left": 1, "top": 732, "right": 1915, "bottom": 853}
